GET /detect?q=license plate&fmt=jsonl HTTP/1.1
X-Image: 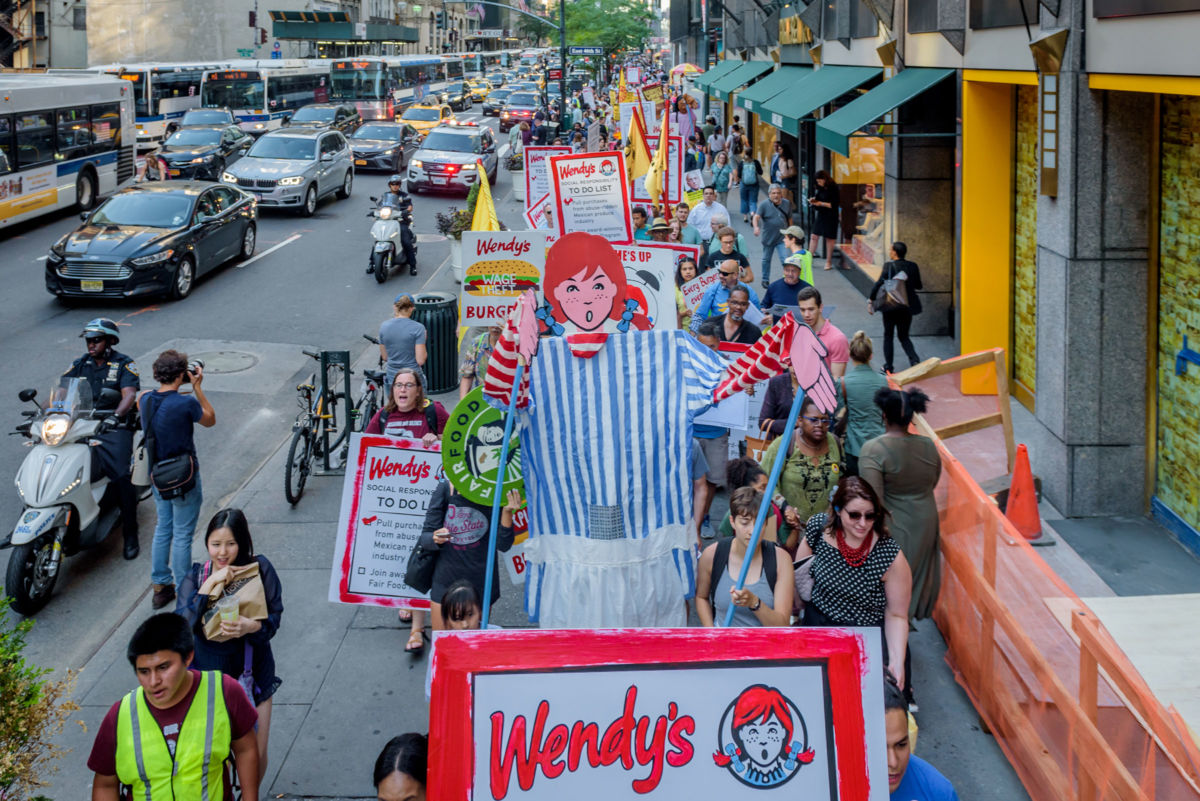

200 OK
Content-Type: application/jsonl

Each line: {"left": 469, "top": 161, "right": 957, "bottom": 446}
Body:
{"left": 80, "top": 280, "right": 104, "bottom": 292}
{"left": 355, "top": 159, "right": 366, "bottom": 166}
{"left": 168, "top": 169, "right": 181, "bottom": 176}
{"left": 432, "top": 177, "right": 447, "bottom": 185}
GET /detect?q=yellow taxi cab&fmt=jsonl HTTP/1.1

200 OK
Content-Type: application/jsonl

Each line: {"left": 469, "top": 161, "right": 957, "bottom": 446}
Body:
{"left": 466, "top": 79, "right": 491, "bottom": 101}
{"left": 399, "top": 102, "right": 455, "bottom": 135}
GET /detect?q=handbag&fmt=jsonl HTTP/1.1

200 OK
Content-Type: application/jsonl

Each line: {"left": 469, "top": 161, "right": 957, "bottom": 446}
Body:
{"left": 745, "top": 420, "right": 774, "bottom": 463}
{"left": 793, "top": 555, "right": 814, "bottom": 602}
{"left": 875, "top": 262, "right": 910, "bottom": 313}
{"left": 404, "top": 540, "right": 438, "bottom": 594}
{"left": 142, "top": 394, "right": 197, "bottom": 499}
{"left": 238, "top": 642, "right": 256, "bottom": 705}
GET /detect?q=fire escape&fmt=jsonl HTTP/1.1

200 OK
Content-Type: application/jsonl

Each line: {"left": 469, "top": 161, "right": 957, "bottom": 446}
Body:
{"left": 0, "top": 0, "right": 40, "bottom": 69}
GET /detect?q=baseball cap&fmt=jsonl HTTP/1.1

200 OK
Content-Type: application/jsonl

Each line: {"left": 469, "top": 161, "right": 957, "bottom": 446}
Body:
{"left": 780, "top": 225, "right": 805, "bottom": 239}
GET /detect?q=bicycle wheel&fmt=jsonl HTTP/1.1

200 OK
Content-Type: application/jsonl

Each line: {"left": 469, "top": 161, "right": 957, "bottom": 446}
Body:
{"left": 284, "top": 426, "right": 312, "bottom": 505}
{"left": 355, "top": 390, "right": 380, "bottom": 433}
{"left": 324, "top": 390, "right": 350, "bottom": 453}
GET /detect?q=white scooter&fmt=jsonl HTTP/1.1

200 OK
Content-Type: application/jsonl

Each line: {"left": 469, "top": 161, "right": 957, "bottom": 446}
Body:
{"left": 4, "top": 378, "right": 147, "bottom": 615}
{"left": 366, "top": 194, "right": 416, "bottom": 284}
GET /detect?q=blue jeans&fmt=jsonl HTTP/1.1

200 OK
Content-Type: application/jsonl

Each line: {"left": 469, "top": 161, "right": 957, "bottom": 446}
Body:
{"left": 739, "top": 184, "right": 759, "bottom": 216}
{"left": 760, "top": 241, "right": 789, "bottom": 284}
{"left": 151, "top": 472, "right": 203, "bottom": 587}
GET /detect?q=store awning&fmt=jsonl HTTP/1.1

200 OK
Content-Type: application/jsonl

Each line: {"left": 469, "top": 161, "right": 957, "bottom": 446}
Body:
{"left": 270, "top": 11, "right": 418, "bottom": 42}
{"left": 817, "top": 67, "right": 956, "bottom": 155}
{"left": 691, "top": 59, "right": 741, "bottom": 90}
{"left": 737, "top": 66, "right": 812, "bottom": 115}
{"left": 709, "top": 61, "right": 773, "bottom": 101}
{"left": 760, "top": 65, "right": 881, "bottom": 136}
{"left": 269, "top": 10, "right": 350, "bottom": 22}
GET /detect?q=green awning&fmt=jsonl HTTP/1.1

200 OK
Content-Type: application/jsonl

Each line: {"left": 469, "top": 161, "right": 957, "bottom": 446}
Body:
{"left": 709, "top": 61, "right": 773, "bottom": 101}
{"left": 271, "top": 18, "right": 418, "bottom": 41}
{"left": 760, "top": 65, "right": 881, "bottom": 136}
{"left": 816, "top": 67, "right": 956, "bottom": 155}
{"left": 737, "top": 66, "right": 812, "bottom": 115}
{"left": 692, "top": 59, "right": 741, "bottom": 90}
{"left": 268, "top": 10, "right": 349, "bottom": 22}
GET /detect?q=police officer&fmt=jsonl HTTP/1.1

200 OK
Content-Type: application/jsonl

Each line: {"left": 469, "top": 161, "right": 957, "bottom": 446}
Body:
{"left": 63, "top": 319, "right": 141, "bottom": 559}
{"left": 370, "top": 174, "right": 417, "bottom": 276}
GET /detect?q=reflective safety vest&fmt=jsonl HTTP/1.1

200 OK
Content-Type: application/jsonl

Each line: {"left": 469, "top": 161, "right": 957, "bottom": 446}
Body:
{"left": 785, "top": 249, "right": 814, "bottom": 288}
{"left": 115, "top": 670, "right": 232, "bottom": 801}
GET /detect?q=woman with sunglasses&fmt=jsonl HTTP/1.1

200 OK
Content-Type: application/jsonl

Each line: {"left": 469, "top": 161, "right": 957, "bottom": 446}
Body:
{"left": 759, "top": 395, "right": 844, "bottom": 532}
{"left": 798, "top": 477, "right": 913, "bottom": 702}
{"left": 858, "top": 387, "right": 941, "bottom": 621}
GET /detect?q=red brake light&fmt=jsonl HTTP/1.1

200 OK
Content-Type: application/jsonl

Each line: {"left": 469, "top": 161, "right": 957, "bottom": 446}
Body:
{"left": 445, "top": 164, "right": 459, "bottom": 173}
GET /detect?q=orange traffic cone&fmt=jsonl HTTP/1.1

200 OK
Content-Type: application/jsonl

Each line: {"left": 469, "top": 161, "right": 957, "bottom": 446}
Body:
{"left": 1006, "top": 444, "right": 1042, "bottom": 542}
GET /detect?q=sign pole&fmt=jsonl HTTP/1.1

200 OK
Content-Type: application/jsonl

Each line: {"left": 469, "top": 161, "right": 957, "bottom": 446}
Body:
{"left": 722, "top": 385, "right": 806, "bottom": 627}
{"left": 480, "top": 360, "right": 525, "bottom": 629}
{"left": 558, "top": 0, "right": 568, "bottom": 124}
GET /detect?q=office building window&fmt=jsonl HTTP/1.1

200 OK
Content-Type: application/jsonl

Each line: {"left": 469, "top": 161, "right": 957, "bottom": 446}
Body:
{"left": 970, "top": 0, "right": 1038, "bottom": 28}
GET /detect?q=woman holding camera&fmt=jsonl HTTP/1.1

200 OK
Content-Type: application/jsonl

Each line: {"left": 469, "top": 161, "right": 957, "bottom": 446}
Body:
{"left": 139, "top": 350, "right": 216, "bottom": 610}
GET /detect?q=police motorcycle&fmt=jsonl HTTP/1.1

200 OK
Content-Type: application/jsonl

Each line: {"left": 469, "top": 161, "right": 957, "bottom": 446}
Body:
{"left": 366, "top": 177, "right": 417, "bottom": 284}
{"left": 5, "top": 378, "right": 148, "bottom": 614}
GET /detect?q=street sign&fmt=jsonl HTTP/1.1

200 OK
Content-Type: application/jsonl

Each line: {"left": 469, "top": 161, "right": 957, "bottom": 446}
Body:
{"left": 548, "top": 68, "right": 562, "bottom": 80}
{"left": 568, "top": 46, "right": 603, "bottom": 56}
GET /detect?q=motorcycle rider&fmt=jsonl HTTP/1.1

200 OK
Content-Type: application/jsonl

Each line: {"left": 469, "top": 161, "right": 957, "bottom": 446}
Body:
{"left": 62, "top": 318, "right": 141, "bottom": 560}
{"left": 367, "top": 174, "right": 418, "bottom": 276}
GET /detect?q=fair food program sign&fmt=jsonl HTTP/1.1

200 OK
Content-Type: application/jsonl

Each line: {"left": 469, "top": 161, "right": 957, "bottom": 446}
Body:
{"left": 328, "top": 434, "right": 444, "bottom": 608}
{"left": 524, "top": 146, "right": 571, "bottom": 211}
{"left": 430, "top": 627, "right": 887, "bottom": 800}
{"left": 460, "top": 231, "right": 545, "bottom": 325}
{"left": 549, "top": 152, "right": 633, "bottom": 243}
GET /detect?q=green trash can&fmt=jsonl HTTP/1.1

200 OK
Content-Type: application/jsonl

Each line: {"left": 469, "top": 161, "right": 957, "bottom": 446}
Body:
{"left": 413, "top": 291, "right": 459, "bottom": 394}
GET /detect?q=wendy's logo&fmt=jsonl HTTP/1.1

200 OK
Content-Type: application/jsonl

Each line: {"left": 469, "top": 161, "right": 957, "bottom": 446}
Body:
{"left": 598, "top": 159, "right": 616, "bottom": 177}
{"left": 713, "top": 685, "right": 814, "bottom": 788}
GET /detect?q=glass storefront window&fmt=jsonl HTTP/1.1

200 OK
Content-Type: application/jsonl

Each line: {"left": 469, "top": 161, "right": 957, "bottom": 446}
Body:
{"left": 833, "top": 134, "right": 887, "bottom": 269}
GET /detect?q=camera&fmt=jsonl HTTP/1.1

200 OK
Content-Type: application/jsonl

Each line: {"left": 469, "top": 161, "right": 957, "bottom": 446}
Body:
{"left": 181, "top": 359, "right": 205, "bottom": 383}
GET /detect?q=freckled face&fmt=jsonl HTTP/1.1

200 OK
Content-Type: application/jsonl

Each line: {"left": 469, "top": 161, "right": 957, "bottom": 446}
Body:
{"left": 553, "top": 266, "right": 618, "bottom": 332}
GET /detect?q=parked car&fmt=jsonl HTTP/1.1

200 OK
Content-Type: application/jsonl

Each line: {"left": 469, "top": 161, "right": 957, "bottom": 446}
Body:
{"left": 407, "top": 123, "right": 497, "bottom": 195}
{"left": 220, "top": 128, "right": 353, "bottom": 216}
{"left": 284, "top": 102, "right": 362, "bottom": 135}
{"left": 499, "top": 91, "right": 545, "bottom": 132}
{"left": 482, "top": 88, "right": 512, "bottom": 117}
{"left": 45, "top": 182, "right": 257, "bottom": 302}
{"left": 349, "top": 121, "right": 421, "bottom": 172}
{"left": 158, "top": 125, "right": 252, "bottom": 181}
{"left": 400, "top": 102, "right": 455, "bottom": 134}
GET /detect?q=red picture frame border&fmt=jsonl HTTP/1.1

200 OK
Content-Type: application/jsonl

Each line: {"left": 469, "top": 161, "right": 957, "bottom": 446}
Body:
{"left": 548, "top": 150, "right": 634, "bottom": 244}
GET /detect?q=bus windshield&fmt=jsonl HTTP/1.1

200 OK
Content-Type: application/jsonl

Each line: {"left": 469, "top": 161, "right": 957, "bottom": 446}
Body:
{"left": 112, "top": 71, "right": 149, "bottom": 116}
{"left": 331, "top": 67, "right": 384, "bottom": 100}
{"left": 203, "top": 78, "right": 265, "bottom": 110}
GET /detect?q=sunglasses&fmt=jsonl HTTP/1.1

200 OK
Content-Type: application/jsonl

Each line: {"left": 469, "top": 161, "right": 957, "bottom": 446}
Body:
{"left": 718, "top": 270, "right": 737, "bottom": 277}
{"left": 802, "top": 415, "right": 832, "bottom": 425}
{"left": 843, "top": 510, "right": 877, "bottom": 522}
{"left": 85, "top": 337, "right": 106, "bottom": 345}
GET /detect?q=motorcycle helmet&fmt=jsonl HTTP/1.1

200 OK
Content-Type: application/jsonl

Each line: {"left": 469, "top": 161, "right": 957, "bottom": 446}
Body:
{"left": 80, "top": 317, "right": 120, "bottom": 345}
{"left": 388, "top": 174, "right": 403, "bottom": 186}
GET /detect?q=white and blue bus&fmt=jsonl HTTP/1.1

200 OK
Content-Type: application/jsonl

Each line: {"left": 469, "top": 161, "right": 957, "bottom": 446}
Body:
{"left": 73, "top": 62, "right": 227, "bottom": 149}
{"left": 329, "top": 55, "right": 447, "bottom": 120}
{"left": 200, "top": 62, "right": 332, "bottom": 135}
{"left": 0, "top": 74, "right": 136, "bottom": 230}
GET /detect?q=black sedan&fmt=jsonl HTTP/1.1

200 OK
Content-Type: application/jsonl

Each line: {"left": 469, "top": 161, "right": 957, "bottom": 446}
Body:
{"left": 440, "top": 81, "right": 473, "bottom": 112}
{"left": 482, "top": 88, "right": 512, "bottom": 117}
{"left": 349, "top": 121, "right": 420, "bottom": 172}
{"left": 45, "top": 183, "right": 257, "bottom": 303}
{"left": 159, "top": 125, "right": 252, "bottom": 181}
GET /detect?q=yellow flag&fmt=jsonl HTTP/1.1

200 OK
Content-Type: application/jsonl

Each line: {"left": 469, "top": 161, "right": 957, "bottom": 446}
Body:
{"left": 625, "top": 105, "right": 652, "bottom": 182}
{"left": 470, "top": 161, "right": 500, "bottom": 232}
{"left": 643, "top": 105, "right": 671, "bottom": 204}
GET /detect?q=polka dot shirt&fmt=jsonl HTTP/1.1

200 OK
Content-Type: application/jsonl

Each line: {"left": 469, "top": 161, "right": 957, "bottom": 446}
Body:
{"left": 804, "top": 513, "right": 900, "bottom": 627}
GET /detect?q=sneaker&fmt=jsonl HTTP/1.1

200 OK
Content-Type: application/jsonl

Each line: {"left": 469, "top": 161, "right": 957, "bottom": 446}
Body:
{"left": 700, "top": 515, "right": 715, "bottom": 539}
{"left": 761, "top": 278, "right": 770, "bottom": 289}
{"left": 152, "top": 584, "right": 176, "bottom": 610}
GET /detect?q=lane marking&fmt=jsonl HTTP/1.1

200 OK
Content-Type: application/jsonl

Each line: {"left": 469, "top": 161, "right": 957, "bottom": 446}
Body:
{"left": 236, "top": 233, "right": 301, "bottom": 269}
{"left": 35, "top": 255, "right": 46, "bottom": 261}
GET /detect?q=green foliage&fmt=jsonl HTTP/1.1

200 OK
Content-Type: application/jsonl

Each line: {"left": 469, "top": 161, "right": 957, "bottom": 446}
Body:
{"left": 566, "top": 0, "right": 654, "bottom": 55}
{"left": 0, "top": 593, "right": 80, "bottom": 798}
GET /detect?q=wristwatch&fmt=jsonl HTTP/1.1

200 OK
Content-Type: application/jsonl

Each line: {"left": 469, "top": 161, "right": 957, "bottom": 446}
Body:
{"left": 750, "top": 597, "right": 762, "bottom": 612}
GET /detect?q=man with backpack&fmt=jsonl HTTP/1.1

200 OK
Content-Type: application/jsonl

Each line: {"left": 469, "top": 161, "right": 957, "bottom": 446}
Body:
{"left": 735, "top": 150, "right": 763, "bottom": 223}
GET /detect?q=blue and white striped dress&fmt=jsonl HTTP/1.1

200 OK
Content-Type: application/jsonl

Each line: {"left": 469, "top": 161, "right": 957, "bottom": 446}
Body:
{"left": 519, "top": 330, "right": 725, "bottom": 627}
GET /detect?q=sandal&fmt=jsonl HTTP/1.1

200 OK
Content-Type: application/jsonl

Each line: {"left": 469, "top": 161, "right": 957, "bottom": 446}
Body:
{"left": 405, "top": 629, "right": 426, "bottom": 655}
{"left": 397, "top": 608, "right": 413, "bottom": 623}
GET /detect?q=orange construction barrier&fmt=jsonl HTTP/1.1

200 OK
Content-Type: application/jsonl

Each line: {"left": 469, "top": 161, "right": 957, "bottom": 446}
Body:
{"left": 1005, "top": 443, "right": 1042, "bottom": 541}
{"left": 897, "top": 350, "right": 1200, "bottom": 801}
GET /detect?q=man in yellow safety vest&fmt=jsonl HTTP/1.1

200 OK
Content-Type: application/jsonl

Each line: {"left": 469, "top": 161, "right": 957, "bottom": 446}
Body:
{"left": 88, "top": 613, "right": 260, "bottom": 800}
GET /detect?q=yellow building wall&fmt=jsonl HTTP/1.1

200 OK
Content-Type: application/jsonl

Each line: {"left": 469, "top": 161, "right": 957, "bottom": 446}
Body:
{"left": 1012, "top": 85, "right": 1039, "bottom": 400}
{"left": 1157, "top": 94, "right": 1200, "bottom": 531}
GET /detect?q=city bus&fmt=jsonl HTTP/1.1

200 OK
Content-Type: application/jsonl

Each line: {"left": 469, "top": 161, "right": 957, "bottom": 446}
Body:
{"left": 74, "top": 62, "right": 227, "bottom": 149}
{"left": 200, "top": 62, "right": 332, "bottom": 135}
{"left": 456, "top": 49, "right": 520, "bottom": 75}
{"left": 0, "top": 73, "right": 136, "bottom": 229}
{"left": 329, "top": 55, "right": 446, "bottom": 120}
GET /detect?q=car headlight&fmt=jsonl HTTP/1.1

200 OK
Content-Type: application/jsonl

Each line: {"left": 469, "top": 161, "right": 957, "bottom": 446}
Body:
{"left": 40, "top": 415, "right": 70, "bottom": 446}
{"left": 49, "top": 236, "right": 68, "bottom": 258}
{"left": 221, "top": 171, "right": 237, "bottom": 183}
{"left": 411, "top": 159, "right": 423, "bottom": 169}
{"left": 278, "top": 175, "right": 305, "bottom": 186}
{"left": 190, "top": 155, "right": 212, "bottom": 164}
{"left": 130, "top": 249, "right": 174, "bottom": 267}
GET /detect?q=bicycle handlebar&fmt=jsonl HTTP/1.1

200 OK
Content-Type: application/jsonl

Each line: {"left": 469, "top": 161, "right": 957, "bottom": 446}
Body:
{"left": 362, "top": 334, "right": 379, "bottom": 345}
{"left": 302, "top": 349, "right": 320, "bottom": 360}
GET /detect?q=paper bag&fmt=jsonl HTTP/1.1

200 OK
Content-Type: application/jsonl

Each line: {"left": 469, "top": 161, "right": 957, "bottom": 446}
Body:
{"left": 199, "top": 561, "right": 268, "bottom": 643}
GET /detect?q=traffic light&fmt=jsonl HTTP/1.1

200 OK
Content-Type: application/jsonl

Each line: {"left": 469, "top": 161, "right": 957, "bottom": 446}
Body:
{"left": 435, "top": 10, "right": 446, "bottom": 29}
{"left": 248, "top": 10, "right": 256, "bottom": 27}
{"left": 260, "top": 27, "right": 268, "bottom": 44}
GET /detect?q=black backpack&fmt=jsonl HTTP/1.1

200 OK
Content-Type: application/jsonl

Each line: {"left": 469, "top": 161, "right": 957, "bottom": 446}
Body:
{"left": 378, "top": 401, "right": 439, "bottom": 435}
{"left": 708, "top": 535, "right": 777, "bottom": 610}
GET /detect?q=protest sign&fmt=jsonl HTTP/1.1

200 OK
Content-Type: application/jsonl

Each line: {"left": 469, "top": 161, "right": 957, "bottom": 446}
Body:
{"left": 586, "top": 120, "right": 600, "bottom": 152}
{"left": 328, "top": 434, "right": 444, "bottom": 608}
{"left": 524, "top": 146, "right": 571, "bottom": 211}
{"left": 626, "top": 65, "right": 641, "bottom": 84}
{"left": 641, "top": 81, "right": 664, "bottom": 104}
{"left": 679, "top": 269, "right": 721, "bottom": 310}
{"left": 523, "top": 194, "right": 554, "bottom": 230}
{"left": 683, "top": 168, "right": 705, "bottom": 194}
{"left": 611, "top": 243, "right": 680, "bottom": 330}
{"left": 460, "top": 231, "right": 545, "bottom": 325}
{"left": 619, "top": 101, "right": 659, "bottom": 141}
{"left": 581, "top": 86, "right": 595, "bottom": 108}
{"left": 549, "top": 151, "right": 633, "bottom": 243}
{"left": 695, "top": 387, "right": 750, "bottom": 428}
{"left": 502, "top": 506, "right": 530, "bottom": 584}
{"left": 441, "top": 387, "right": 524, "bottom": 506}
{"left": 430, "top": 627, "right": 887, "bottom": 800}
{"left": 667, "top": 136, "right": 683, "bottom": 203}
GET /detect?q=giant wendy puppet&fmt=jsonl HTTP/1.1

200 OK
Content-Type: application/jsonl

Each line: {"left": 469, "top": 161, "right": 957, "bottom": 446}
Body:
{"left": 484, "top": 231, "right": 835, "bottom": 628}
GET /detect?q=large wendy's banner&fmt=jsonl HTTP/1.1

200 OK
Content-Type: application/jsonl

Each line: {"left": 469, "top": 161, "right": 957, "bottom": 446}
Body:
{"left": 429, "top": 627, "right": 888, "bottom": 800}
{"left": 460, "top": 231, "right": 546, "bottom": 325}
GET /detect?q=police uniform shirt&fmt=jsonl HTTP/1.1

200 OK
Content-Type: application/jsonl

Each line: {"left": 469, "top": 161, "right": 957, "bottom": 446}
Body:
{"left": 64, "top": 350, "right": 140, "bottom": 411}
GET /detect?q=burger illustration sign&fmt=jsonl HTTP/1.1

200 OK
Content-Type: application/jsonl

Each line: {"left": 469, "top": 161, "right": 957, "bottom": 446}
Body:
{"left": 461, "top": 231, "right": 546, "bottom": 325}
{"left": 429, "top": 627, "right": 889, "bottom": 800}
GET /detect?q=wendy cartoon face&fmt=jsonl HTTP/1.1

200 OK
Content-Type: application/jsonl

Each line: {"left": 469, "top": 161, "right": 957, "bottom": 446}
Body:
{"left": 552, "top": 266, "right": 618, "bottom": 332}
{"left": 736, "top": 717, "right": 787, "bottom": 769}
{"left": 713, "top": 684, "right": 815, "bottom": 789}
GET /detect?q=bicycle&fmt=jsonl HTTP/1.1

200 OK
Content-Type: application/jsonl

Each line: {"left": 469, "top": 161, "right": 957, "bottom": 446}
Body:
{"left": 351, "top": 334, "right": 388, "bottom": 433}
{"left": 284, "top": 348, "right": 349, "bottom": 505}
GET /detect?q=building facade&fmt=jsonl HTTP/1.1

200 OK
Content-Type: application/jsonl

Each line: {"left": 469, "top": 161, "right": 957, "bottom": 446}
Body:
{"left": 2, "top": 0, "right": 88, "bottom": 68}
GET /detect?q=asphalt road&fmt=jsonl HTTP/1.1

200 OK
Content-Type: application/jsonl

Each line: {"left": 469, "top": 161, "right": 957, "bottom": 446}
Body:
{"left": 0, "top": 106, "right": 522, "bottom": 670}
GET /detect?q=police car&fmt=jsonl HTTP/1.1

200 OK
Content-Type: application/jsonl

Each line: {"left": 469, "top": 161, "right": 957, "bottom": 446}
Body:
{"left": 406, "top": 122, "right": 498, "bottom": 195}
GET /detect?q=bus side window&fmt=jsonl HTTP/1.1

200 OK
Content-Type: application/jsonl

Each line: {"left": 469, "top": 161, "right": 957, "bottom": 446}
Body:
{"left": 57, "top": 107, "right": 93, "bottom": 156}
{"left": 16, "top": 112, "right": 54, "bottom": 167}
{"left": 0, "top": 116, "right": 12, "bottom": 174}
{"left": 90, "top": 103, "right": 121, "bottom": 153}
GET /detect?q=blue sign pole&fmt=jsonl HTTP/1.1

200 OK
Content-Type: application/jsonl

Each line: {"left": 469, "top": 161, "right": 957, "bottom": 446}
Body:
{"left": 480, "top": 362, "right": 524, "bottom": 629}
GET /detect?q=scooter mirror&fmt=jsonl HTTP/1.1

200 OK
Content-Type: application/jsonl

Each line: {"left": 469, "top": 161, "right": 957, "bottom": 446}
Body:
{"left": 369, "top": 196, "right": 378, "bottom": 203}
{"left": 18, "top": 388, "right": 37, "bottom": 403}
